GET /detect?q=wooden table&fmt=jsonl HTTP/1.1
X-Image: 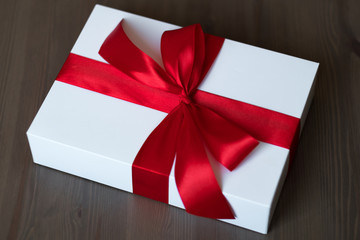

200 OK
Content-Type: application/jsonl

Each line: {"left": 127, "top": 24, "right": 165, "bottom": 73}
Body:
{"left": 1, "top": 0, "right": 359, "bottom": 239}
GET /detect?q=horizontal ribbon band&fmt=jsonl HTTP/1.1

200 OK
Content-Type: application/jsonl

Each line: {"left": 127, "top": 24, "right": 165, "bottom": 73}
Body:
{"left": 58, "top": 53, "right": 300, "bottom": 149}
{"left": 57, "top": 20, "right": 300, "bottom": 219}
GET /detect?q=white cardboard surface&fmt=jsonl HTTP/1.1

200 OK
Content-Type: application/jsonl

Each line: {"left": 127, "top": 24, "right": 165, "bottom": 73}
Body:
{"left": 27, "top": 4, "right": 319, "bottom": 234}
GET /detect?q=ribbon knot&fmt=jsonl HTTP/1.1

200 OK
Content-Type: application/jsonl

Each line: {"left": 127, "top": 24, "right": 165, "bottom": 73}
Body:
{"left": 179, "top": 93, "right": 192, "bottom": 104}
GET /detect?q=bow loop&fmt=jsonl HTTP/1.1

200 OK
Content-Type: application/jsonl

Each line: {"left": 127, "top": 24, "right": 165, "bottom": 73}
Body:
{"left": 99, "top": 20, "right": 181, "bottom": 94}
{"left": 161, "top": 24, "right": 206, "bottom": 95}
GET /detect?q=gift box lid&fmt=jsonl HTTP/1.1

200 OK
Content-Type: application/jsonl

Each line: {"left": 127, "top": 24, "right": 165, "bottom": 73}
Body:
{"left": 27, "top": 4, "right": 319, "bottom": 234}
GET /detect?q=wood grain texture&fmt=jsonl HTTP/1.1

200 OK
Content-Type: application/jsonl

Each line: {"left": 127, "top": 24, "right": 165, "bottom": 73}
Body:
{"left": 0, "top": 0, "right": 359, "bottom": 239}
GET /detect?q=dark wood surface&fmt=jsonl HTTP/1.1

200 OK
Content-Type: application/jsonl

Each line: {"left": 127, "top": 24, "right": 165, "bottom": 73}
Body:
{"left": 1, "top": 0, "right": 359, "bottom": 239}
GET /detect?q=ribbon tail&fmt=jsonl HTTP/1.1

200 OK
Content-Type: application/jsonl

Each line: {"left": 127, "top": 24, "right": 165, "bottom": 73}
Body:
{"left": 132, "top": 105, "right": 183, "bottom": 203}
{"left": 175, "top": 104, "right": 235, "bottom": 219}
{"left": 189, "top": 104, "right": 259, "bottom": 171}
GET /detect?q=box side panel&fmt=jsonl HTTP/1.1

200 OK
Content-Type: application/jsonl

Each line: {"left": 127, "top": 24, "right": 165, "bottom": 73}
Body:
{"left": 299, "top": 70, "right": 318, "bottom": 132}
{"left": 267, "top": 154, "right": 290, "bottom": 230}
{"left": 27, "top": 133, "right": 132, "bottom": 193}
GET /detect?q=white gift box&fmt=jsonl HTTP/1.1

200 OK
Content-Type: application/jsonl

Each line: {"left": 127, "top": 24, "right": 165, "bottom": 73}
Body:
{"left": 26, "top": 4, "right": 319, "bottom": 234}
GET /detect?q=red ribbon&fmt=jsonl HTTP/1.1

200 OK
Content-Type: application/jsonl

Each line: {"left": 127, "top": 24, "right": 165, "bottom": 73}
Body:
{"left": 57, "top": 20, "right": 300, "bottom": 219}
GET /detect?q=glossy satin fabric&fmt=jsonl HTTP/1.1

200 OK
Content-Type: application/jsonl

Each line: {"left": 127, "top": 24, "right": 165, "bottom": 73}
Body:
{"left": 57, "top": 21, "right": 300, "bottom": 219}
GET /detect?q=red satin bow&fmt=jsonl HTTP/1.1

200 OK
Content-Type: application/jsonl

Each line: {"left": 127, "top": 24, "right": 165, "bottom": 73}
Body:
{"left": 57, "top": 20, "right": 300, "bottom": 219}
{"left": 99, "top": 21, "right": 258, "bottom": 219}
